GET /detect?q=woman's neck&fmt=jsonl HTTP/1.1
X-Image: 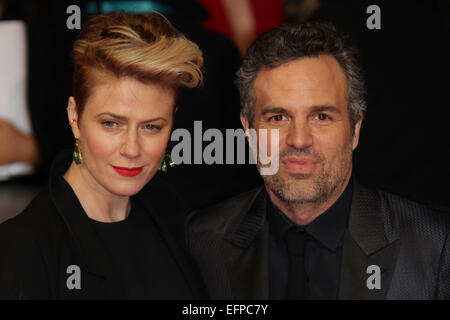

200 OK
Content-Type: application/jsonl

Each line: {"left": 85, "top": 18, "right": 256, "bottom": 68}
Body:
{"left": 63, "top": 162, "right": 131, "bottom": 223}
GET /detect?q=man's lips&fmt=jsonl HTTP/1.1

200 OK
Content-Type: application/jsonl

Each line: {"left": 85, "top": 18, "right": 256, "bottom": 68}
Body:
{"left": 112, "top": 166, "right": 143, "bottom": 177}
{"left": 281, "top": 157, "right": 318, "bottom": 173}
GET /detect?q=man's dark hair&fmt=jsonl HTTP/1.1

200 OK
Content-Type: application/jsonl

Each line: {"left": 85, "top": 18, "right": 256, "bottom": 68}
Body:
{"left": 235, "top": 21, "right": 366, "bottom": 131}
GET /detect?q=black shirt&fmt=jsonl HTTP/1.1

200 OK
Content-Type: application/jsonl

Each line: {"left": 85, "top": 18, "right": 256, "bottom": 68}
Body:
{"left": 268, "top": 180, "right": 353, "bottom": 299}
{"left": 89, "top": 196, "right": 191, "bottom": 299}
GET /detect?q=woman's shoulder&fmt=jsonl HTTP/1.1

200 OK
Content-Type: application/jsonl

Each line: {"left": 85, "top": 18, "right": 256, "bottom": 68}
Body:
{"left": 0, "top": 186, "right": 61, "bottom": 240}
{"left": 0, "top": 188, "right": 55, "bottom": 299}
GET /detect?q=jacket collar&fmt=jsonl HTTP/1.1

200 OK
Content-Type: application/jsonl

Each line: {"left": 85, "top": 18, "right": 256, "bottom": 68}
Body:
{"left": 338, "top": 180, "right": 400, "bottom": 299}
{"left": 222, "top": 178, "right": 400, "bottom": 299}
{"left": 222, "top": 187, "right": 268, "bottom": 299}
{"left": 224, "top": 187, "right": 266, "bottom": 248}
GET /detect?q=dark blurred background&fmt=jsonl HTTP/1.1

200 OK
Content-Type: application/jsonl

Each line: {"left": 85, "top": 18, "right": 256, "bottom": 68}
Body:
{"left": 0, "top": 0, "right": 449, "bottom": 222}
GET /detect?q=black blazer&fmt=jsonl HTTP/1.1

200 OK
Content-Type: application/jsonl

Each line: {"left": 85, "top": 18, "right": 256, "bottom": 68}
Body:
{"left": 187, "top": 180, "right": 450, "bottom": 299}
{"left": 0, "top": 153, "right": 207, "bottom": 299}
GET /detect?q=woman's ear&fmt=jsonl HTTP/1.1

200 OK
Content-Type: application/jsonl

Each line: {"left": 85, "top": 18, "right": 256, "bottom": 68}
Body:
{"left": 67, "top": 97, "right": 81, "bottom": 139}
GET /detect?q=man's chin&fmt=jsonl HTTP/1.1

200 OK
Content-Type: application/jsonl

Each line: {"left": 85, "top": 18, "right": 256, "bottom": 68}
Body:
{"left": 276, "top": 168, "right": 318, "bottom": 184}
{"left": 271, "top": 187, "right": 324, "bottom": 204}
{"left": 285, "top": 171, "right": 315, "bottom": 180}
{"left": 264, "top": 173, "right": 317, "bottom": 200}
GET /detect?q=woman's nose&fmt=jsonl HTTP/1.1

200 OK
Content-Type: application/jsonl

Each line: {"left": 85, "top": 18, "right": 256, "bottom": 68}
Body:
{"left": 120, "top": 131, "right": 141, "bottom": 159}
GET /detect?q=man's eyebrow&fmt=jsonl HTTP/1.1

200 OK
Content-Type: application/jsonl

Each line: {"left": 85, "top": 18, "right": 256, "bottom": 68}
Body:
{"left": 310, "top": 105, "right": 342, "bottom": 114}
{"left": 95, "top": 112, "right": 167, "bottom": 123}
{"left": 260, "top": 105, "right": 342, "bottom": 116}
{"left": 260, "top": 107, "right": 290, "bottom": 116}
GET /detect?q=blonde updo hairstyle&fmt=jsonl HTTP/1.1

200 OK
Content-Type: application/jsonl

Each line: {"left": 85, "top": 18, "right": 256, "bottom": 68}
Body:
{"left": 71, "top": 11, "right": 203, "bottom": 116}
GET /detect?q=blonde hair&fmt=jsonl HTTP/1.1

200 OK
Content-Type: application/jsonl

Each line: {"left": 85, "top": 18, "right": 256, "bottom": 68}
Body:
{"left": 72, "top": 11, "right": 203, "bottom": 115}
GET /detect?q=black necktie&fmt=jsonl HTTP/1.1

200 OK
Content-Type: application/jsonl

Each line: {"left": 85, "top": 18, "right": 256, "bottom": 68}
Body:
{"left": 285, "top": 228, "right": 309, "bottom": 299}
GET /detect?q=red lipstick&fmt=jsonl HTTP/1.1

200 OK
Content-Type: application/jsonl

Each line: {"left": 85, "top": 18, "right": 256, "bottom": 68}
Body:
{"left": 112, "top": 166, "right": 143, "bottom": 177}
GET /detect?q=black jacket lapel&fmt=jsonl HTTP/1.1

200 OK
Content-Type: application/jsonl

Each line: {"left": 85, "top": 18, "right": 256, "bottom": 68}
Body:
{"left": 222, "top": 188, "right": 269, "bottom": 299}
{"left": 339, "top": 180, "right": 400, "bottom": 299}
{"left": 49, "top": 175, "right": 113, "bottom": 279}
{"left": 47, "top": 151, "right": 113, "bottom": 297}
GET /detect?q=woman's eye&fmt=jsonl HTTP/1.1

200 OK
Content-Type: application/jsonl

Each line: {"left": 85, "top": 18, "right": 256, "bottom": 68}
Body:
{"left": 102, "top": 120, "right": 118, "bottom": 128}
{"left": 316, "top": 113, "right": 330, "bottom": 121}
{"left": 143, "top": 124, "right": 161, "bottom": 131}
{"left": 269, "top": 114, "right": 287, "bottom": 122}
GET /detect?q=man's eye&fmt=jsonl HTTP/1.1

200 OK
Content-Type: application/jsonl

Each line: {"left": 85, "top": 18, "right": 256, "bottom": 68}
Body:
{"left": 269, "top": 115, "right": 287, "bottom": 122}
{"left": 316, "top": 113, "right": 330, "bottom": 121}
{"left": 102, "top": 120, "right": 118, "bottom": 128}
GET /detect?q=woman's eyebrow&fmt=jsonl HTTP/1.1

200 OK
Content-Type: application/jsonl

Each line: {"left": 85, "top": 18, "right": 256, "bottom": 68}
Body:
{"left": 95, "top": 112, "right": 167, "bottom": 123}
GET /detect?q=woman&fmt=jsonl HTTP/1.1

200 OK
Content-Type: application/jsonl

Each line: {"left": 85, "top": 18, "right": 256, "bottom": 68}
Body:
{"left": 0, "top": 11, "right": 206, "bottom": 299}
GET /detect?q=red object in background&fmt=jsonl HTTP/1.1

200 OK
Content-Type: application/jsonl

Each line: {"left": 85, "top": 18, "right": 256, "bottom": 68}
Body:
{"left": 198, "top": 0, "right": 233, "bottom": 39}
{"left": 198, "top": 0, "right": 284, "bottom": 39}
{"left": 250, "top": 0, "right": 284, "bottom": 35}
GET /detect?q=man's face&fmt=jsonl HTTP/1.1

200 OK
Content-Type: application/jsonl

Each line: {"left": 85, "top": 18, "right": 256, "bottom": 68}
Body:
{"left": 241, "top": 55, "right": 361, "bottom": 204}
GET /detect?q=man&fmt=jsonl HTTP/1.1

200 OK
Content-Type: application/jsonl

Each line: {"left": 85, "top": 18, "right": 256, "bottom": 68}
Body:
{"left": 186, "top": 21, "right": 450, "bottom": 299}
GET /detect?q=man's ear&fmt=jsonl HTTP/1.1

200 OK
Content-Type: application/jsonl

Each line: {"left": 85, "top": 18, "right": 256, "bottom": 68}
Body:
{"left": 352, "top": 118, "right": 362, "bottom": 150}
{"left": 67, "top": 96, "right": 81, "bottom": 139}
{"left": 241, "top": 113, "right": 258, "bottom": 151}
{"left": 240, "top": 113, "right": 249, "bottom": 131}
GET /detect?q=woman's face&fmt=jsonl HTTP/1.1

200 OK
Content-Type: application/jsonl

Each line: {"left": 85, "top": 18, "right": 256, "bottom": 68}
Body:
{"left": 68, "top": 74, "right": 175, "bottom": 197}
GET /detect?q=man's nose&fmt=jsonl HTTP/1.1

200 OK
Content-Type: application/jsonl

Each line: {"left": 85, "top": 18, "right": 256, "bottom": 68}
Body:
{"left": 120, "top": 130, "right": 141, "bottom": 159}
{"left": 285, "top": 120, "right": 313, "bottom": 149}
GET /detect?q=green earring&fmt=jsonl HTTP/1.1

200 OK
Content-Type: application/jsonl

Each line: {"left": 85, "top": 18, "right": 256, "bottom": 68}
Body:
{"left": 73, "top": 140, "right": 82, "bottom": 165}
{"left": 159, "top": 153, "right": 175, "bottom": 172}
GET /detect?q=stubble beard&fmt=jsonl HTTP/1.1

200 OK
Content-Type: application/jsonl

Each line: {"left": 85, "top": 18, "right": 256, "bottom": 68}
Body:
{"left": 261, "top": 142, "right": 353, "bottom": 206}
